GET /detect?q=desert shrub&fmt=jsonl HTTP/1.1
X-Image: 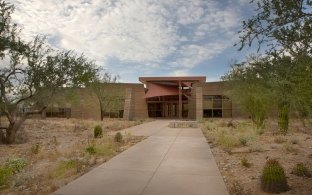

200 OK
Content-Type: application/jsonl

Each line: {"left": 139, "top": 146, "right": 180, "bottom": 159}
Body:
{"left": 256, "top": 128, "right": 265, "bottom": 135}
{"left": 248, "top": 144, "right": 263, "bottom": 152}
{"left": 239, "top": 136, "right": 248, "bottom": 146}
{"left": 241, "top": 157, "right": 251, "bottom": 168}
{"left": 283, "top": 143, "right": 298, "bottom": 154}
{"left": 235, "top": 121, "right": 249, "bottom": 132}
{"left": 114, "top": 132, "right": 123, "bottom": 143}
{"left": 261, "top": 159, "right": 288, "bottom": 193}
{"left": 85, "top": 145, "right": 96, "bottom": 155}
{"left": 31, "top": 143, "right": 40, "bottom": 154}
{"left": 50, "top": 160, "right": 78, "bottom": 178}
{"left": 216, "top": 130, "right": 239, "bottom": 150}
{"left": 290, "top": 138, "right": 299, "bottom": 145}
{"left": 0, "top": 166, "right": 12, "bottom": 187}
{"left": 292, "top": 163, "right": 311, "bottom": 177}
{"left": 219, "top": 121, "right": 227, "bottom": 127}
{"left": 206, "top": 124, "right": 212, "bottom": 131}
{"left": 274, "top": 136, "right": 287, "bottom": 144}
{"left": 94, "top": 125, "right": 103, "bottom": 138}
{"left": 5, "top": 158, "right": 27, "bottom": 174}
{"left": 124, "top": 131, "right": 132, "bottom": 143}
{"left": 206, "top": 123, "right": 217, "bottom": 131}
{"left": 94, "top": 143, "right": 116, "bottom": 156}
{"left": 227, "top": 120, "right": 235, "bottom": 128}
{"left": 0, "top": 158, "right": 27, "bottom": 187}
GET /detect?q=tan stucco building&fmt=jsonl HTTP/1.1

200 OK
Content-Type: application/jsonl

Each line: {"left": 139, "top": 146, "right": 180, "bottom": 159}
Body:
{"left": 44, "top": 76, "right": 245, "bottom": 120}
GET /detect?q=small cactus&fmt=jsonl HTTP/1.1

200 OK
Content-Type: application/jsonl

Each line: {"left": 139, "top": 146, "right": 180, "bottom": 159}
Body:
{"left": 114, "top": 132, "right": 123, "bottom": 143}
{"left": 292, "top": 163, "right": 311, "bottom": 177}
{"left": 94, "top": 125, "right": 103, "bottom": 138}
{"left": 261, "top": 159, "right": 288, "bottom": 193}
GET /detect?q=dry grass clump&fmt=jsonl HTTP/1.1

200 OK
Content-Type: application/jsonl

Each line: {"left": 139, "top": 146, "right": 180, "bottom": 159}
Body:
{"left": 248, "top": 143, "right": 263, "bottom": 152}
{"left": 274, "top": 136, "right": 287, "bottom": 144}
{"left": 202, "top": 119, "right": 258, "bottom": 152}
{"left": 103, "top": 119, "right": 144, "bottom": 131}
{"left": 283, "top": 143, "right": 299, "bottom": 154}
{"left": 49, "top": 160, "right": 78, "bottom": 179}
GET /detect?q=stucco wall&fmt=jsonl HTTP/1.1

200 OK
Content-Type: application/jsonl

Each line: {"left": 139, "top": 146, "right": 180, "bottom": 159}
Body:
{"left": 46, "top": 83, "right": 148, "bottom": 120}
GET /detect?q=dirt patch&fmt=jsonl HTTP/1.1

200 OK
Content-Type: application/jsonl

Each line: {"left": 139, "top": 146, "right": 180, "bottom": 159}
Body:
{"left": 0, "top": 118, "right": 146, "bottom": 195}
{"left": 201, "top": 119, "right": 312, "bottom": 195}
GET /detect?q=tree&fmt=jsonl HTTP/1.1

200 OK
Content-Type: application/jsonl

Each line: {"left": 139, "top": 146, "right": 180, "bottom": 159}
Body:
{"left": 232, "top": 0, "right": 312, "bottom": 134}
{"left": 237, "top": 0, "right": 312, "bottom": 55}
{"left": 290, "top": 54, "right": 312, "bottom": 127}
{"left": 223, "top": 57, "right": 273, "bottom": 130}
{"left": 88, "top": 73, "right": 123, "bottom": 120}
{"left": 224, "top": 54, "right": 308, "bottom": 134}
{"left": 0, "top": 1, "right": 98, "bottom": 144}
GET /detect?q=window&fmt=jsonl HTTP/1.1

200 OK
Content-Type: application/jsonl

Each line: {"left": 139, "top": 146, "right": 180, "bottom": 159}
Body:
{"left": 46, "top": 107, "right": 71, "bottom": 118}
{"left": 202, "top": 95, "right": 232, "bottom": 118}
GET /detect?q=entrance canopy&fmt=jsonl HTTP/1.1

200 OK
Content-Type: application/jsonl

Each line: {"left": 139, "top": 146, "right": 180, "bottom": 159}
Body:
{"left": 139, "top": 76, "right": 206, "bottom": 99}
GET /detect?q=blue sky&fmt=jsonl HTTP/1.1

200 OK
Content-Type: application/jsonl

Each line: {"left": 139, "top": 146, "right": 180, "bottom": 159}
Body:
{"left": 9, "top": 0, "right": 257, "bottom": 83}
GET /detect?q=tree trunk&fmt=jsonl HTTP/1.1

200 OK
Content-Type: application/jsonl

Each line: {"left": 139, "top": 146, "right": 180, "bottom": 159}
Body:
{"left": 3, "top": 116, "right": 27, "bottom": 144}
{"left": 0, "top": 130, "right": 5, "bottom": 144}
{"left": 278, "top": 101, "right": 290, "bottom": 135}
{"left": 99, "top": 103, "right": 103, "bottom": 121}
{"left": 5, "top": 125, "right": 17, "bottom": 144}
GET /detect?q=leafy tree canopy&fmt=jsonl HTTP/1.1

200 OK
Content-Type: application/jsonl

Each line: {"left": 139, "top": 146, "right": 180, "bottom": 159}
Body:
{"left": 237, "top": 0, "right": 312, "bottom": 55}
{"left": 0, "top": 0, "right": 99, "bottom": 144}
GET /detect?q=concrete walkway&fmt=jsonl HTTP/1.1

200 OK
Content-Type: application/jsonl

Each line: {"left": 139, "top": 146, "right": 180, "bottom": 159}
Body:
{"left": 53, "top": 120, "right": 229, "bottom": 195}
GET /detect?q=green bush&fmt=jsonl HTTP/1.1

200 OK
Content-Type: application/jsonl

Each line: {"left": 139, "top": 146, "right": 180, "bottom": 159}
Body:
{"left": 114, "top": 132, "right": 123, "bottom": 143}
{"left": 241, "top": 157, "right": 251, "bottom": 168}
{"left": 5, "top": 158, "right": 27, "bottom": 174}
{"left": 292, "top": 163, "right": 311, "bottom": 177}
{"left": 85, "top": 145, "right": 96, "bottom": 155}
{"left": 239, "top": 136, "right": 248, "bottom": 146}
{"left": 261, "top": 159, "right": 288, "bottom": 193}
{"left": 0, "top": 166, "right": 12, "bottom": 187}
{"left": 94, "top": 125, "right": 103, "bottom": 138}
{"left": 0, "top": 158, "right": 27, "bottom": 187}
{"left": 31, "top": 143, "right": 40, "bottom": 154}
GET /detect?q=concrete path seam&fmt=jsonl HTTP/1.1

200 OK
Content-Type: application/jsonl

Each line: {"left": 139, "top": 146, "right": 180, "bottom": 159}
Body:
{"left": 139, "top": 128, "right": 182, "bottom": 195}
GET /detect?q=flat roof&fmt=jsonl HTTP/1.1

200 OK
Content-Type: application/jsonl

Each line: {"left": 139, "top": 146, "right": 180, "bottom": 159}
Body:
{"left": 139, "top": 76, "right": 206, "bottom": 84}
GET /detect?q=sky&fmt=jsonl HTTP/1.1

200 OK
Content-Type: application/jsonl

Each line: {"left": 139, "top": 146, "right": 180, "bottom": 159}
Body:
{"left": 9, "top": 0, "right": 257, "bottom": 83}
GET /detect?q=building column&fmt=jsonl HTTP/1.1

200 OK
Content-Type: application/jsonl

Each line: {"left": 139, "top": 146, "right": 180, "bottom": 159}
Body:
{"left": 195, "top": 86, "right": 203, "bottom": 121}
{"left": 178, "top": 80, "right": 182, "bottom": 119}
{"left": 123, "top": 88, "right": 135, "bottom": 120}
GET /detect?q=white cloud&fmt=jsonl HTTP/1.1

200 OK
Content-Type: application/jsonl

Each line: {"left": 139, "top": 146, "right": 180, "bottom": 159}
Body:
{"left": 8, "top": 0, "right": 246, "bottom": 80}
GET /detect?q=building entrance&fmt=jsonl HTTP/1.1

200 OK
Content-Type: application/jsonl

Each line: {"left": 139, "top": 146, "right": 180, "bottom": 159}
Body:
{"left": 165, "top": 103, "right": 177, "bottom": 117}
{"left": 147, "top": 96, "right": 188, "bottom": 118}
